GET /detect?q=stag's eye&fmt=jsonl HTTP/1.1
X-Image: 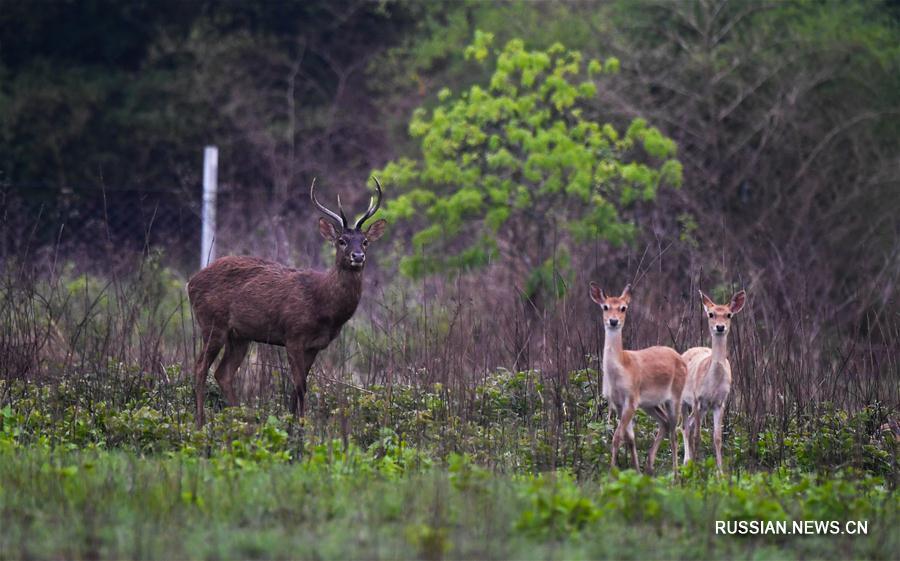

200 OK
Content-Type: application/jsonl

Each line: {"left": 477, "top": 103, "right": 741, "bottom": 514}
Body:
{"left": 708, "top": 312, "right": 714, "bottom": 318}
{"left": 362, "top": 239, "right": 369, "bottom": 247}
{"left": 338, "top": 239, "right": 348, "bottom": 247}
{"left": 620, "top": 306, "right": 627, "bottom": 312}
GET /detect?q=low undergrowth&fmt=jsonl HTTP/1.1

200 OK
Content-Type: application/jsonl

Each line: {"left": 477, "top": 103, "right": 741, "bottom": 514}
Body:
{"left": 0, "top": 372, "right": 896, "bottom": 560}
{"left": 0, "top": 371, "right": 895, "bottom": 479}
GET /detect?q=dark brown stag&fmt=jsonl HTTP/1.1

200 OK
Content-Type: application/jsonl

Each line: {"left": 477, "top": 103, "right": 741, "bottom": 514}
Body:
{"left": 188, "top": 178, "right": 387, "bottom": 426}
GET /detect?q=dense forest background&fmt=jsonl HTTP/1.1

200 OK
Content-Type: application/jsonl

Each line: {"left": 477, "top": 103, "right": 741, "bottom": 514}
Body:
{"left": 1, "top": 0, "right": 897, "bottom": 413}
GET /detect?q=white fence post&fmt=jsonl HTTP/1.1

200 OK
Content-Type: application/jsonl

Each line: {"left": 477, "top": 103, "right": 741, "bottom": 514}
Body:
{"left": 201, "top": 146, "right": 218, "bottom": 268}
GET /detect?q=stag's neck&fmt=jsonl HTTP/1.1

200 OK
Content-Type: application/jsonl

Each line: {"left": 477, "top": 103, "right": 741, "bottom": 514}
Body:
{"left": 710, "top": 333, "right": 728, "bottom": 364}
{"left": 324, "top": 266, "right": 364, "bottom": 317}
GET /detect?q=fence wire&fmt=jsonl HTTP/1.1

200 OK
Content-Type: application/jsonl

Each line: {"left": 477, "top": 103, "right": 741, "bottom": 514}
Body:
{"left": 1, "top": 184, "right": 201, "bottom": 271}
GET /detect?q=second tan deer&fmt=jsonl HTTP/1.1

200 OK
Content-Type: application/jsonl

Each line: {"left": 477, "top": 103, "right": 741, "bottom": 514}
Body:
{"left": 590, "top": 283, "right": 688, "bottom": 473}
{"left": 681, "top": 289, "right": 746, "bottom": 471}
{"left": 188, "top": 178, "right": 387, "bottom": 426}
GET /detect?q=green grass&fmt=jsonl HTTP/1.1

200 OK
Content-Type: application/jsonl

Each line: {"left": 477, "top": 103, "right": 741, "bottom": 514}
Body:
{"left": 0, "top": 374, "right": 896, "bottom": 560}
{"left": 0, "top": 445, "right": 896, "bottom": 561}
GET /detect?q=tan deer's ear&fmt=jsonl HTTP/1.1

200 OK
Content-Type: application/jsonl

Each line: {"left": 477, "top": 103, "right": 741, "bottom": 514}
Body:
{"left": 589, "top": 282, "right": 605, "bottom": 305}
{"left": 621, "top": 284, "right": 632, "bottom": 304}
{"left": 730, "top": 290, "right": 746, "bottom": 314}
{"left": 318, "top": 217, "right": 338, "bottom": 241}
{"left": 699, "top": 290, "right": 715, "bottom": 311}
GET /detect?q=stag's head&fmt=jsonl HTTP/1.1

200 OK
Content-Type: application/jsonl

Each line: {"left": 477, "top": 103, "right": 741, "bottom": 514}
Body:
{"left": 589, "top": 283, "right": 632, "bottom": 331}
{"left": 699, "top": 290, "right": 746, "bottom": 337}
{"left": 311, "top": 177, "right": 387, "bottom": 271}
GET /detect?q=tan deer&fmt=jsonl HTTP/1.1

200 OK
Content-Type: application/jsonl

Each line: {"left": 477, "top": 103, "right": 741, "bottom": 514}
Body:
{"left": 589, "top": 283, "right": 687, "bottom": 473}
{"left": 681, "top": 289, "right": 746, "bottom": 471}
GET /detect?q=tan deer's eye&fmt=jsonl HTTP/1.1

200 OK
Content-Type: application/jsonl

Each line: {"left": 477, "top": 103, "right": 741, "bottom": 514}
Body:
{"left": 726, "top": 313, "right": 732, "bottom": 319}
{"left": 708, "top": 312, "right": 714, "bottom": 318}
{"left": 602, "top": 304, "right": 609, "bottom": 311}
{"left": 620, "top": 306, "right": 627, "bottom": 312}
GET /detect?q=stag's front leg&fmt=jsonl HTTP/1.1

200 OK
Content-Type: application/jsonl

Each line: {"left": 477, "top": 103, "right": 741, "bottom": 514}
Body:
{"left": 194, "top": 330, "right": 224, "bottom": 427}
{"left": 287, "top": 344, "right": 318, "bottom": 418}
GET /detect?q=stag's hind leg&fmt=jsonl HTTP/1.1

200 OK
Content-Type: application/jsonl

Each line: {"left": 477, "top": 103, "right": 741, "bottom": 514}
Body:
{"left": 194, "top": 327, "right": 225, "bottom": 427}
{"left": 214, "top": 336, "right": 249, "bottom": 407}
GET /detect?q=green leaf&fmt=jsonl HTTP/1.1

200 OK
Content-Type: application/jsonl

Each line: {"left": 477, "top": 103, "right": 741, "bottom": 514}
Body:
{"left": 370, "top": 32, "right": 680, "bottom": 302}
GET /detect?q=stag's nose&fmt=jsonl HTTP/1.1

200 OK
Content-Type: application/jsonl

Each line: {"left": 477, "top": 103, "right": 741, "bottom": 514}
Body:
{"left": 351, "top": 252, "right": 365, "bottom": 263}
{"left": 716, "top": 324, "right": 726, "bottom": 333}
{"left": 608, "top": 318, "right": 619, "bottom": 327}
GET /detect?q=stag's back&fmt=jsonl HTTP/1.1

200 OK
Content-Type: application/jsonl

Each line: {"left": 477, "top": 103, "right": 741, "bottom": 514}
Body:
{"left": 187, "top": 255, "right": 327, "bottom": 346}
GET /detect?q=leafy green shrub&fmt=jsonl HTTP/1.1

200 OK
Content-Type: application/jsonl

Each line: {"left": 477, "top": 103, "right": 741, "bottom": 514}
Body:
{"left": 515, "top": 470, "right": 600, "bottom": 538}
{"left": 375, "top": 31, "right": 681, "bottom": 301}
{"left": 598, "top": 469, "right": 670, "bottom": 523}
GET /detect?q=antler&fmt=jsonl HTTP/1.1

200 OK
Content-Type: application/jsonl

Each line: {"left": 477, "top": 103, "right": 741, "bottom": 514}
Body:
{"left": 354, "top": 176, "right": 383, "bottom": 230}
{"left": 336, "top": 194, "right": 349, "bottom": 227}
{"left": 310, "top": 177, "right": 345, "bottom": 228}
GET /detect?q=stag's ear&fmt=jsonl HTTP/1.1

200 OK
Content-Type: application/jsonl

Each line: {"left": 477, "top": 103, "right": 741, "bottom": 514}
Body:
{"left": 621, "top": 284, "right": 632, "bottom": 304}
{"left": 699, "top": 290, "right": 715, "bottom": 312}
{"left": 730, "top": 290, "right": 746, "bottom": 314}
{"left": 365, "top": 219, "right": 387, "bottom": 241}
{"left": 319, "top": 217, "right": 338, "bottom": 241}
{"left": 589, "top": 282, "right": 605, "bottom": 305}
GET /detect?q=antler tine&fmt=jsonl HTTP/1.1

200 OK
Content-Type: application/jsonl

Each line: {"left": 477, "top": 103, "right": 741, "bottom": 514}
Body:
{"left": 336, "top": 194, "right": 349, "bottom": 227}
{"left": 310, "top": 177, "right": 344, "bottom": 227}
{"left": 354, "top": 176, "right": 383, "bottom": 229}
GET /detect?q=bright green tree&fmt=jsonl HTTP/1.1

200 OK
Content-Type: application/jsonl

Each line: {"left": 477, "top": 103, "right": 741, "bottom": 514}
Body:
{"left": 375, "top": 31, "right": 681, "bottom": 300}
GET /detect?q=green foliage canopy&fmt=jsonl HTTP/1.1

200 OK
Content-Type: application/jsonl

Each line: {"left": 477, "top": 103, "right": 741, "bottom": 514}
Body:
{"left": 375, "top": 32, "right": 682, "bottom": 290}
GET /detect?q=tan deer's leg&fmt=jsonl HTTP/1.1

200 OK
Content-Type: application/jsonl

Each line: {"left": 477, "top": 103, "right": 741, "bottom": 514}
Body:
{"left": 682, "top": 403, "right": 694, "bottom": 464}
{"left": 214, "top": 338, "right": 249, "bottom": 406}
{"left": 612, "top": 400, "right": 639, "bottom": 472}
{"left": 667, "top": 400, "right": 679, "bottom": 472}
{"left": 609, "top": 404, "right": 621, "bottom": 468}
{"left": 194, "top": 329, "right": 224, "bottom": 427}
{"left": 691, "top": 403, "right": 704, "bottom": 462}
{"left": 712, "top": 404, "right": 725, "bottom": 473}
{"left": 645, "top": 407, "right": 668, "bottom": 474}
{"left": 625, "top": 418, "right": 641, "bottom": 472}
{"left": 646, "top": 424, "right": 664, "bottom": 474}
